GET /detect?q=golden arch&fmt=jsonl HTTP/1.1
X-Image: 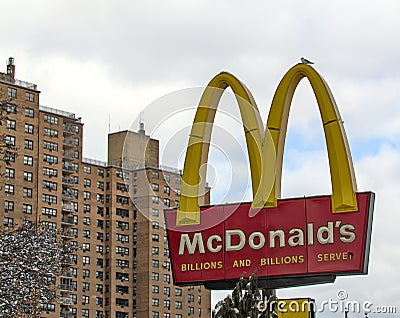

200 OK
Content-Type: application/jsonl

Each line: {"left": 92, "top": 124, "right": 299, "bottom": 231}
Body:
{"left": 177, "top": 72, "right": 277, "bottom": 226}
{"left": 177, "top": 64, "right": 358, "bottom": 226}
{"left": 266, "top": 64, "right": 357, "bottom": 212}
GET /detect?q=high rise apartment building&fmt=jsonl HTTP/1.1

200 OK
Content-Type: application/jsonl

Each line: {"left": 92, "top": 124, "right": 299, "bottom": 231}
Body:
{"left": 0, "top": 58, "right": 211, "bottom": 318}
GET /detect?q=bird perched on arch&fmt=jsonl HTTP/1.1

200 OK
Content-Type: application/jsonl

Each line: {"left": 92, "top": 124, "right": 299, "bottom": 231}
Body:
{"left": 300, "top": 57, "right": 314, "bottom": 64}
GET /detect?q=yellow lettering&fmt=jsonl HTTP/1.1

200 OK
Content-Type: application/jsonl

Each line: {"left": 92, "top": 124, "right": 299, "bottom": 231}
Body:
{"left": 260, "top": 258, "right": 266, "bottom": 266}
{"left": 299, "top": 255, "right": 304, "bottom": 263}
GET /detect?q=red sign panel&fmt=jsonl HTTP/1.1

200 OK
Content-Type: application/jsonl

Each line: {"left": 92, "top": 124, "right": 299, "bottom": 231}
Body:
{"left": 165, "top": 192, "right": 374, "bottom": 287}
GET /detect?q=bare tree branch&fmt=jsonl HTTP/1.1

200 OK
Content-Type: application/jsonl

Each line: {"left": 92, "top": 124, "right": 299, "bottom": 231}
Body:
{"left": 0, "top": 223, "right": 75, "bottom": 317}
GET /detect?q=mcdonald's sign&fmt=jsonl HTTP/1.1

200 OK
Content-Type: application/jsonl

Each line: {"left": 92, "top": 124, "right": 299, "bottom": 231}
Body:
{"left": 165, "top": 64, "right": 374, "bottom": 289}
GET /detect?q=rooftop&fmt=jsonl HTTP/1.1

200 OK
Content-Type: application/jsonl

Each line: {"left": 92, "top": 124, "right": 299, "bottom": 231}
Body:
{"left": 0, "top": 72, "right": 38, "bottom": 91}
{"left": 83, "top": 157, "right": 182, "bottom": 175}
{"left": 39, "top": 105, "right": 82, "bottom": 123}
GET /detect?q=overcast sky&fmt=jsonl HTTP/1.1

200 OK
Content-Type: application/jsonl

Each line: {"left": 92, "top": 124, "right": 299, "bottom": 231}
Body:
{"left": 2, "top": 0, "right": 400, "bottom": 316}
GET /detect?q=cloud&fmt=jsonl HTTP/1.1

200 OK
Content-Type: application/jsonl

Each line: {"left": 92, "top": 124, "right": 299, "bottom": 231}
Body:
{"left": 2, "top": 0, "right": 400, "bottom": 313}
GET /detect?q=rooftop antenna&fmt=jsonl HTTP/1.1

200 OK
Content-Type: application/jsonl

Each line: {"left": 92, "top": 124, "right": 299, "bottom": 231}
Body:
{"left": 139, "top": 110, "right": 145, "bottom": 133}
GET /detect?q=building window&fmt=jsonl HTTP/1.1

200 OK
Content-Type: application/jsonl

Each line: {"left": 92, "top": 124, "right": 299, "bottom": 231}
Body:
{"left": 5, "top": 184, "right": 14, "bottom": 195}
{"left": 43, "top": 141, "right": 58, "bottom": 151}
{"left": 5, "top": 151, "right": 15, "bottom": 163}
{"left": 82, "top": 308, "right": 89, "bottom": 317}
{"left": 97, "top": 168, "right": 104, "bottom": 177}
{"left": 24, "top": 155, "right": 33, "bottom": 166}
{"left": 152, "top": 183, "right": 159, "bottom": 191}
{"left": 40, "top": 303, "right": 55, "bottom": 312}
{"left": 164, "top": 287, "right": 170, "bottom": 296}
{"left": 44, "top": 127, "right": 58, "bottom": 137}
{"left": 152, "top": 285, "right": 159, "bottom": 294}
{"left": 6, "top": 135, "right": 15, "bottom": 146}
{"left": 163, "top": 198, "right": 170, "bottom": 207}
{"left": 6, "top": 119, "right": 16, "bottom": 130}
{"left": 116, "top": 195, "right": 129, "bottom": 205}
{"left": 163, "top": 261, "right": 170, "bottom": 270}
{"left": 83, "top": 256, "right": 90, "bottom": 265}
{"left": 164, "top": 274, "right": 170, "bottom": 283}
{"left": 24, "top": 139, "right": 34, "bottom": 150}
{"left": 43, "top": 167, "right": 57, "bottom": 177}
{"left": 83, "top": 230, "right": 91, "bottom": 238}
{"left": 25, "top": 92, "right": 35, "bottom": 102}
{"left": 116, "top": 272, "right": 129, "bottom": 281}
{"left": 82, "top": 269, "right": 90, "bottom": 279}
{"left": 4, "top": 217, "right": 14, "bottom": 227}
{"left": 152, "top": 272, "right": 159, "bottom": 281}
{"left": 23, "top": 187, "right": 32, "bottom": 198}
{"left": 23, "top": 204, "right": 32, "bottom": 214}
{"left": 116, "top": 221, "right": 129, "bottom": 230}
{"left": 84, "top": 166, "right": 91, "bottom": 174}
{"left": 84, "top": 178, "right": 91, "bottom": 187}
{"left": 116, "top": 246, "right": 129, "bottom": 255}
{"left": 152, "top": 234, "right": 159, "bottom": 242}
{"left": 43, "top": 154, "right": 58, "bottom": 164}
{"left": 84, "top": 191, "right": 91, "bottom": 200}
{"left": 188, "top": 307, "right": 194, "bottom": 316}
{"left": 175, "top": 288, "right": 182, "bottom": 296}
{"left": 5, "top": 168, "right": 14, "bottom": 179}
{"left": 44, "top": 114, "right": 59, "bottom": 125}
{"left": 152, "top": 312, "right": 159, "bottom": 318}
{"left": 42, "top": 194, "right": 57, "bottom": 204}
{"left": 42, "top": 180, "right": 57, "bottom": 191}
{"left": 164, "top": 186, "right": 170, "bottom": 195}
{"left": 116, "top": 259, "right": 129, "bottom": 268}
{"left": 24, "top": 123, "right": 34, "bottom": 134}
{"left": 152, "top": 171, "right": 159, "bottom": 179}
{"left": 152, "top": 208, "right": 159, "bottom": 217}
{"left": 152, "top": 260, "right": 159, "bottom": 268}
{"left": 25, "top": 107, "right": 34, "bottom": 116}
{"left": 42, "top": 207, "right": 57, "bottom": 217}
{"left": 23, "top": 171, "right": 32, "bottom": 182}
{"left": 152, "top": 247, "right": 159, "bottom": 255}
{"left": 152, "top": 196, "right": 159, "bottom": 204}
{"left": 152, "top": 299, "right": 159, "bottom": 306}
{"left": 116, "top": 298, "right": 129, "bottom": 307}
{"left": 152, "top": 221, "right": 159, "bottom": 229}
{"left": 164, "top": 300, "right": 170, "bottom": 309}
{"left": 4, "top": 201, "right": 14, "bottom": 211}
{"left": 7, "top": 87, "right": 17, "bottom": 99}
{"left": 175, "top": 301, "right": 182, "bottom": 309}
{"left": 164, "top": 248, "right": 170, "bottom": 257}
